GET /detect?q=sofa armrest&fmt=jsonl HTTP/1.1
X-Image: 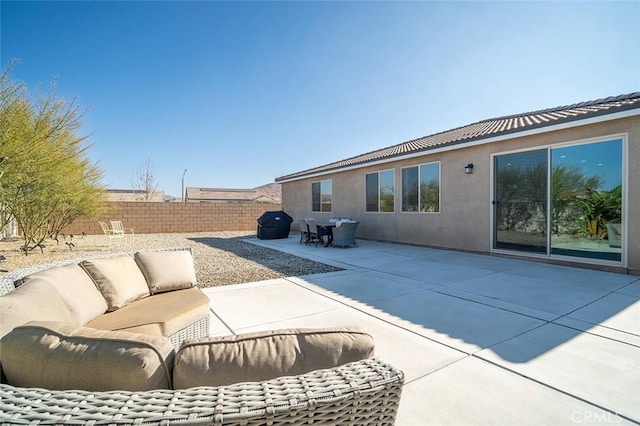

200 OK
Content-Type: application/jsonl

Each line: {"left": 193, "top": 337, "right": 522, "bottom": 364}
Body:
{"left": 0, "top": 358, "right": 404, "bottom": 425}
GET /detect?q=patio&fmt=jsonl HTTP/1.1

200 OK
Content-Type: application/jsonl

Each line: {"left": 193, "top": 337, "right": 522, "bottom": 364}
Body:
{"left": 201, "top": 235, "right": 640, "bottom": 425}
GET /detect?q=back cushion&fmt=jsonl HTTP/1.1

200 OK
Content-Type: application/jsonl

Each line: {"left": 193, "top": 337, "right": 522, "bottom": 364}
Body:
{"left": 20, "top": 264, "right": 108, "bottom": 325}
{"left": 1, "top": 321, "right": 174, "bottom": 391}
{"left": 80, "top": 256, "right": 150, "bottom": 311}
{"left": 0, "top": 280, "right": 74, "bottom": 339}
{"left": 173, "top": 328, "right": 374, "bottom": 388}
{"left": 135, "top": 250, "right": 197, "bottom": 294}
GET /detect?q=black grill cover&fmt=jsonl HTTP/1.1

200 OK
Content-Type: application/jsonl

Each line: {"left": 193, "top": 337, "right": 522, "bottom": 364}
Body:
{"left": 257, "top": 211, "right": 293, "bottom": 240}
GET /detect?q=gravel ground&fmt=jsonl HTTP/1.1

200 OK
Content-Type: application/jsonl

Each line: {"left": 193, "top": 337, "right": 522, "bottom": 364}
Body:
{"left": 0, "top": 232, "right": 342, "bottom": 287}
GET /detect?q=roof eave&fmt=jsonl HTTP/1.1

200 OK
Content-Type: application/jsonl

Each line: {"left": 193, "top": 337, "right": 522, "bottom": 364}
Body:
{"left": 275, "top": 106, "right": 640, "bottom": 184}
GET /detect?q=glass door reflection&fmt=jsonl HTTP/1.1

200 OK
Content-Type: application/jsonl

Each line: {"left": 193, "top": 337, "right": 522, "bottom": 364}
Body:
{"left": 550, "top": 139, "right": 622, "bottom": 261}
{"left": 494, "top": 149, "right": 548, "bottom": 253}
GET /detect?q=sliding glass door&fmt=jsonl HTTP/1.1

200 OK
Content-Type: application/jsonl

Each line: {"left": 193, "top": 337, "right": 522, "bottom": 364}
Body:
{"left": 550, "top": 139, "right": 622, "bottom": 261}
{"left": 494, "top": 138, "right": 623, "bottom": 263}
{"left": 494, "top": 149, "right": 548, "bottom": 253}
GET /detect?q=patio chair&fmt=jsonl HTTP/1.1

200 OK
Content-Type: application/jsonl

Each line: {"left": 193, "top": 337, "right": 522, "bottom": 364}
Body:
{"left": 99, "top": 221, "right": 125, "bottom": 250}
{"left": 111, "top": 220, "right": 134, "bottom": 244}
{"left": 332, "top": 220, "right": 360, "bottom": 248}
{"left": 298, "top": 219, "right": 309, "bottom": 245}
{"left": 110, "top": 220, "right": 134, "bottom": 236}
{"left": 305, "top": 218, "right": 328, "bottom": 248}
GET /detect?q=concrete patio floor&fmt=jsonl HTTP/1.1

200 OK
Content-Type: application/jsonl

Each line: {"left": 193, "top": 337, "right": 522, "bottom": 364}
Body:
{"left": 200, "top": 235, "right": 640, "bottom": 425}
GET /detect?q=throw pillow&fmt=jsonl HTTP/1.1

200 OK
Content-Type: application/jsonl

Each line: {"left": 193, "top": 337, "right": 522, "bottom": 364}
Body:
{"left": 134, "top": 250, "right": 197, "bottom": 294}
{"left": 20, "top": 264, "right": 108, "bottom": 325}
{"left": 0, "top": 280, "right": 75, "bottom": 339}
{"left": 80, "top": 256, "right": 150, "bottom": 311}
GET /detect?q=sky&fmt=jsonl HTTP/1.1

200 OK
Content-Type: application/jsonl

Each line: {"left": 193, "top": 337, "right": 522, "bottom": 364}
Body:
{"left": 2, "top": 1, "right": 639, "bottom": 198}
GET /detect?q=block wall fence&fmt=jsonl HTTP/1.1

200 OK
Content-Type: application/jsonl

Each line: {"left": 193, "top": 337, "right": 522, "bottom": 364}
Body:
{"left": 62, "top": 202, "right": 283, "bottom": 235}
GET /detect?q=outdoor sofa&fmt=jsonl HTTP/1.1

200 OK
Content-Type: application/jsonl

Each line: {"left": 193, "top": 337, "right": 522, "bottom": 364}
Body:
{"left": 0, "top": 248, "right": 404, "bottom": 425}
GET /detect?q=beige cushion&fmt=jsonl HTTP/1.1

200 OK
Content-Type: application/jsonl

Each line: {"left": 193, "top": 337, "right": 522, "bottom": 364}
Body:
{"left": 80, "top": 256, "right": 150, "bottom": 311}
{"left": 0, "top": 280, "right": 74, "bottom": 339}
{"left": 116, "top": 323, "right": 165, "bottom": 337}
{"left": 0, "top": 321, "right": 174, "bottom": 391}
{"left": 135, "top": 250, "right": 197, "bottom": 294}
{"left": 20, "top": 264, "right": 108, "bottom": 325}
{"left": 173, "top": 328, "right": 374, "bottom": 388}
{"left": 86, "top": 287, "right": 210, "bottom": 338}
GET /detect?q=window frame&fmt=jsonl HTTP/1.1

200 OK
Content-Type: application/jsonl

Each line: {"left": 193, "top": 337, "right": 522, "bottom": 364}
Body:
{"left": 365, "top": 169, "right": 395, "bottom": 213}
{"left": 490, "top": 134, "right": 627, "bottom": 267}
{"left": 401, "top": 161, "right": 441, "bottom": 213}
{"left": 311, "top": 179, "right": 333, "bottom": 212}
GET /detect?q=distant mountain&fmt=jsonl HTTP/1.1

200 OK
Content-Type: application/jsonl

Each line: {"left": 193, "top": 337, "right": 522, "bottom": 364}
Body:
{"left": 253, "top": 183, "right": 281, "bottom": 202}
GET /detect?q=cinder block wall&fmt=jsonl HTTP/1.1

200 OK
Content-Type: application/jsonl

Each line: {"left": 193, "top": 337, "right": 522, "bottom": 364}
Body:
{"left": 62, "top": 202, "right": 283, "bottom": 235}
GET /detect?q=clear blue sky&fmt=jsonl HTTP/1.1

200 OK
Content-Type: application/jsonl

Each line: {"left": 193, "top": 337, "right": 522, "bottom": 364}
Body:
{"left": 2, "top": 1, "right": 639, "bottom": 198}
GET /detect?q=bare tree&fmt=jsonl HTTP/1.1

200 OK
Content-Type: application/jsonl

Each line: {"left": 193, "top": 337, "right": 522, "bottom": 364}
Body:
{"left": 132, "top": 159, "right": 160, "bottom": 201}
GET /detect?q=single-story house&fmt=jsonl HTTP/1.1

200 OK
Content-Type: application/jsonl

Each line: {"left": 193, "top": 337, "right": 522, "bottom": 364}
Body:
{"left": 185, "top": 184, "right": 281, "bottom": 203}
{"left": 276, "top": 93, "right": 640, "bottom": 274}
{"left": 106, "top": 189, "right": 165, "bottom": 202}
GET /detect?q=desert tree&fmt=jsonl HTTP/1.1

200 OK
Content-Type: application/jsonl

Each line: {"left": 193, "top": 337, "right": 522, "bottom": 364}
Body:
{"left": 0, "top": 64, "right": 105, "bottom": 252}
{"left": 0, "top": 65, "right": 23, "bottom": 236}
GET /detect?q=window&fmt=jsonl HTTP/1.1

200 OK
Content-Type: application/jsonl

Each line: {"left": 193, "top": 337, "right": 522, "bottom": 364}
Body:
{"left": 402, "top": 162, "right": 440, "bottom": 212}
{"left": 312, "top": 179, "right": 332, "bottom": 212}
{"left": 366, "top": 170, "right": 394, "bottom": 212}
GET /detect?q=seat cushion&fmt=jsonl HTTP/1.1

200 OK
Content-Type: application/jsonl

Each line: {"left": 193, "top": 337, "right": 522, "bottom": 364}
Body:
{"left": 0, "top": 321, "right": 174, "bottom": 391}
{"left": 115, "top": 323, "right": 165, "bottom": 337}
{"left": 0, "top": 280, "right": 75, "bottom": 339}
{"left": 134, "top": 250, "right": 197, "bottom": 294}
{"left": 173, "top": 328, "right": 375, "bottom": 388}
{"left": 80, "top": 256, "right": 150, "bottom": 311}
{"left": 86, "top": 287, "right": 210, "bottom": 338}
{"left": 20, "top": 264, "right": 108, "bottom": 325}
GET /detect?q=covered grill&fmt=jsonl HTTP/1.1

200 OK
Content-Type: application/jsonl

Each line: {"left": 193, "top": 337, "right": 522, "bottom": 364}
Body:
{"left": 256, "top": 211, "right": 293, "bottom": 240}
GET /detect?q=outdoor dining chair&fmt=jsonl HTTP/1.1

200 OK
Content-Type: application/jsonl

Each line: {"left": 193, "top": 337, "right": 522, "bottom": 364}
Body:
{"left": 332, "top": 220, "right": 360, "bottom": 248}
{"left": 298, "top": 219, "right": 309, "bottom": 245}
{"left": 305, "top": 218, "right": 328, "bottom": 248}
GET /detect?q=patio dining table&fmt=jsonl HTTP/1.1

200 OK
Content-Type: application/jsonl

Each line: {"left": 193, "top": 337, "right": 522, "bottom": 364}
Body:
{"left": 315, "top": 222, "right": 336, "bottom": 247}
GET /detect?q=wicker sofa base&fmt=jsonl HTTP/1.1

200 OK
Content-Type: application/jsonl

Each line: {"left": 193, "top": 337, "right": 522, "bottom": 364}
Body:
{"left": 0, "top": 358, "right": 404, "bottom": 425}
{"left": 168, "top": 315, "right": 210, "bottom": 350}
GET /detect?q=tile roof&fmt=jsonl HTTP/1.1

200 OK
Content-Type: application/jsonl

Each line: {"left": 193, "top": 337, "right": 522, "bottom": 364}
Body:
{"left": 185, "top": 184, "right": 281, "bottom": 203}
{"left": 106, "top": 189, "right": 165, "bottom": 202}
{"left": 276, "top": 92, "right": 640, "bottom": 182}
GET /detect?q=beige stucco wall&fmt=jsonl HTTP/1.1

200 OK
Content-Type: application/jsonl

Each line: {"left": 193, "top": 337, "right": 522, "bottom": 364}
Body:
{"left": 282, "top": 115, "right": 640, "bottom": 273}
